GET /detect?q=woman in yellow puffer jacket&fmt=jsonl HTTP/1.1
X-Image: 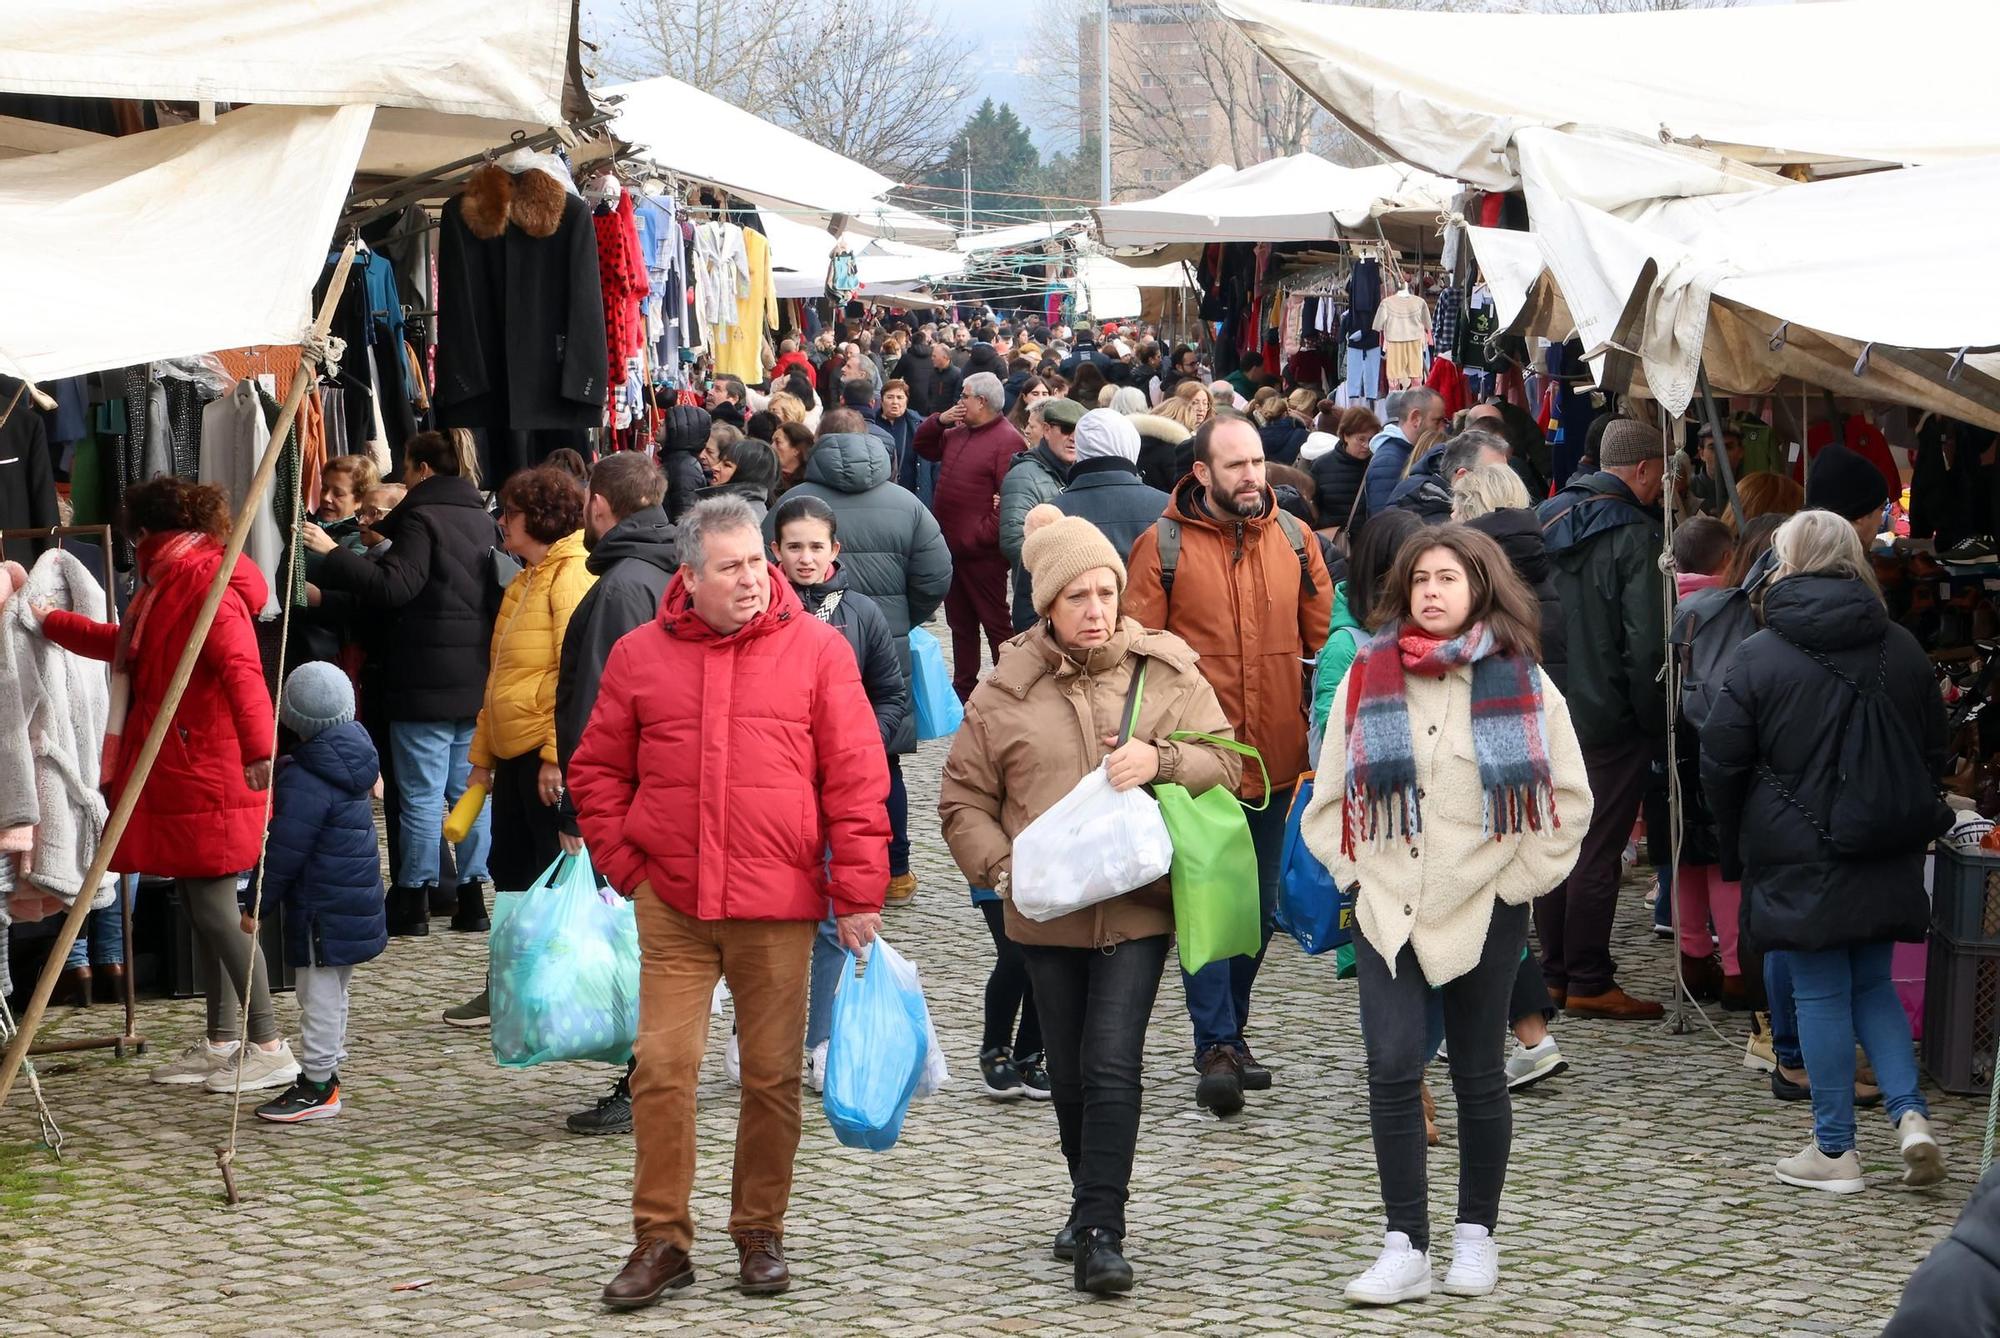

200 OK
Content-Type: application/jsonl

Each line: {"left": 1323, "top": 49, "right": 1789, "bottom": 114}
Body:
{"left": 448, "top": 465, "right": 594, "bottom": 1024}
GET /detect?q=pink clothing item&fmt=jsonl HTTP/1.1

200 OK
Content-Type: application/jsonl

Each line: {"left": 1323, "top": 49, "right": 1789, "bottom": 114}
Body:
{"left": 1675, "top": 863, "right": 1743, "bottom": 975}
{"left": 1674, "top": 571, "right": 1723, "bottom": 600}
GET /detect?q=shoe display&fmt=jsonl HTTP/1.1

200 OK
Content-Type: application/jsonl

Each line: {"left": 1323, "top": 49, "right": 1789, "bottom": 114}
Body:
{"left": 1775, "top": 1143, "right": 1866, "bottom": 1194}
{"left": 724, "top": 1029, "right": 742, "bottom": 1087}
{"left": 1564, "top": 987, "right": 1665, "bottom": 1020}
{"left": 1073, "top": 1227, "right": 1133, "bottom": 1295}
{"left": 1195, "top": 1044, "right": 1244, "bottom": 1118}
{"left": 1236, "top": 1042, "right": 1272, "bottom": 1092}
{"left": 979, "top": 1046, "right": 1024, "bottom": 1100}
{"left": 734, "top": 1229, "right": 789, "bottom": 1295}
{"left": 1344, "top": 1231, "right": 1431, "bottom": 1305}
{"left": 806, "top": 1040, "right": 829, "bottom": 1095}
{"left": 1898, "top": 1111, "right": 1947, "bottom": 1187}
{"left": 567, "top": 1074, "right": 634, "bottom": 1135}
{"left": 601, "top": 1239, "right": 694, "bottom": 1310}
{"left": 443, "top": 990, "right": 491, "bottom": 1028}
{"left": 150, "top": 1039, "right": 239, "bottom": 1086}
{"left": 1441, "top": 1222, "right": 1499, "bottom": 1297}
{"left": 203, "top": 1040, "right": 301, "bottom": 1093}
{"left": 256, "top": 1074, "right": 341, "bottom": 1123}
{"left": 885, "top": 873, "right": 918, "bottom": 905}
{"left": 1013, "top": 1051, "right": 1052, "bottom": 1100}
{"left": 1941, "top": 536, "right": 1999, "bottom": 566}
{"left": 1505, "top": 1037, "right": 1568, "bottom": 1092}
{"left": 450, "top": 879, "right": 490, "bottom": 933}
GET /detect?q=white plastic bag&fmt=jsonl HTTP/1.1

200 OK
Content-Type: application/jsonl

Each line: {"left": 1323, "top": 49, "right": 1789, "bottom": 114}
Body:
{"left": 1010, "top": 761, "right": 1175, "bottom": 922}
{"left": 872, "top": 938, "right": 951, "bottom": 1099}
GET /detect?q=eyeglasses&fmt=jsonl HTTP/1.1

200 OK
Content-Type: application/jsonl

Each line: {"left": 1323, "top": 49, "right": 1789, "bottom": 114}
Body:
{"left": 358, "top": 507, "right": 387, "bottom": 522}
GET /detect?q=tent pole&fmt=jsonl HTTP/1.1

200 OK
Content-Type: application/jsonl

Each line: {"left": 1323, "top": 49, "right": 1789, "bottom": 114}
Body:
{"left": 1695, "top": 363, "right": 1746, "bottom": 530}
{"left": 0, "top": 243, "right": 358, "bottom": 1114}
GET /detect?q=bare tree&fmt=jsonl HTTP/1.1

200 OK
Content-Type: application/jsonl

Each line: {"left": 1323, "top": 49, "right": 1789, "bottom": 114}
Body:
{"left": 766, "top": 6, "right": 972, "bottom": 177}
{"left": 590, "top": 0, "right": 811, "bottom": 98}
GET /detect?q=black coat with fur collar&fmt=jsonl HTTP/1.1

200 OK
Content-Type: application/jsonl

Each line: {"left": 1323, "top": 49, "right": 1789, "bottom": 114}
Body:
{"left": 435, "top": 164, "right": 609, "bottom": 440}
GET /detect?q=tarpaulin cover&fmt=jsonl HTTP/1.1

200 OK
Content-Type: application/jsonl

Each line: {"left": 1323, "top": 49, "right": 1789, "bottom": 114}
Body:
{"left": 1093, "top": 154, "right": 1453, "bottom": 248}
{"left": 0, "top": 104, "right": 374, "bottom": 382}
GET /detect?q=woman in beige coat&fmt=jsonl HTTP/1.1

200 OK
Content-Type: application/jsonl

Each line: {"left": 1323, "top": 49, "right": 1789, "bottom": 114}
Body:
{"left": 940, "top": 512, "right": 1239, "bottom": 1298}
{"left": 1301, "top": 524, "right": 1589, "bottom": 1307}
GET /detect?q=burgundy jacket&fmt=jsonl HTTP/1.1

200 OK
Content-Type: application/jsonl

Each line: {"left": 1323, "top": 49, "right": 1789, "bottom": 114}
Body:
{"left": 913, "top": 411, "right": 1025, "bottom": 564}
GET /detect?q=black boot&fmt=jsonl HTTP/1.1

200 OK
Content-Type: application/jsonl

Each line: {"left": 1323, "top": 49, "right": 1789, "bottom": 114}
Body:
{"left": 386, "top": 886, "right": 429, "bottom": 937}
{"left": 450, "top": 879, "right": 490, "bottom": 932}
{"left": 1074, "top": 1227, "right": 1133, "bottom": 1295}
{"left": 428, "top": 884, "right": 458, "bottom": 918}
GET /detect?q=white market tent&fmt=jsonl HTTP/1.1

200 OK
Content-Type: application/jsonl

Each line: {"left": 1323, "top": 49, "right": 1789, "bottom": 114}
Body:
{"left": 759, "top": 211, "right": 965, "bottom": 303}
{"left": 1093, "top": 154, "right": 1454, "bottom": 251}
{"left": 1071, "top": 254, "right": 1196, "bottom": 322}
{"left": 604, "top": 75, "right": 952, "bottom": 244}
{"left": 1217, "top": 0, "right": 2000, "bottom": 191}
{"left": 955, "top": 218, "right": 1091, "bottom": 254}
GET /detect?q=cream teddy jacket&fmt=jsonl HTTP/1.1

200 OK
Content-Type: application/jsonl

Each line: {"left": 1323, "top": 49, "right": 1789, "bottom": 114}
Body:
{"left": 1301, "top": 660, "right": 1591, "bottom": 985}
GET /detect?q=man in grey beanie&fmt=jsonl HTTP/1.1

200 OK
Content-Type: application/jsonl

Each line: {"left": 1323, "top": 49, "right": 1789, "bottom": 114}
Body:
{"left": 1533, "top": 417, "right": 1668, "bottom": 1020}
{"left": 1055, "top": 408, "right": 1171, "bottom": 562}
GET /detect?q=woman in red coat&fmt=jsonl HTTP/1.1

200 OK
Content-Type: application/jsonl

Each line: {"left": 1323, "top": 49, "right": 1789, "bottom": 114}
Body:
{"left": 34, "top": 478, "right": 298, "bottom": 1094}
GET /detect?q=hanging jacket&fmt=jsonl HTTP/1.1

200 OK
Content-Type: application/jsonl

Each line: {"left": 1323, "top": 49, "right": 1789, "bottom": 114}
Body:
{"left": 1465, "top": 506, "right": 1568, "bottom": 693}
{"left": 0, "top": 379, "right": 58, "bottom": 570}
{"left": 471, "top": 529, "right": 596, "bottom": 768}
{"left": 1537, "top": 472, "right": 1665, "bottom": 747}
{"left": 555, "top": 506, "right": 678, "bottom": 772}
{"left": 42, "top": 535, "right": 273, "bottom": 879}
{"left": 939, "top": 618, "right": 1240, "bottom": 950}
{"left": 796, "top": 565, "right": 912, "bottom": 754}
{"left": 914, "top": 411, "right": 1027, "bottom": 564}
{"left": 314, "top": 473, "right": 500, "bottom": 722}
{"left": 1053, "top": 458, "right": 1170, "bottom": 564}
{"left": 1123, "top": 476, "right": 1335, "bottom": 801}
{"left": 1000, "top": 443, "right": 1071, "bottom": 632}
{"left": 1700, "top": 574, "right": 1946, "bottom": 953}
{"left": 568, "top": 567, "right": 889, "bottom": 918}
{"left": 259, "top": 721, "right": 387, "bottom": 970}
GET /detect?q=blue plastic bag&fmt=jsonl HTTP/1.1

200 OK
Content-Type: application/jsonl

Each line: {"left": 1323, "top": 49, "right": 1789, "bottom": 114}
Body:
{"left": 822, "top": 937, "right": 930, "bottom": 1150}
{"left": 489, "top": 849, "right": 640, "bottom": 1067}
{"left": 1275, "top": 774, "right": 1354, "bottom": 956}
{"left": 908, "top": 626, "right": 963, "bottom": 741}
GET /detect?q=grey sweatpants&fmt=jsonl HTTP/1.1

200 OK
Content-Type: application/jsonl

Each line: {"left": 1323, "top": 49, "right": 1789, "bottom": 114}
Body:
{"left": 295, "top": 965, "right": 354, "bottom": 1082}
{"left": 180, "top": 875, "right": 278, "bottom": 1045}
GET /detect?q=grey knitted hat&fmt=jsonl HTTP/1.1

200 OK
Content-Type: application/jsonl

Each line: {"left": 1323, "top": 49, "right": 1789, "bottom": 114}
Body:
{"left": 281, "top": 661, "right": 355, "bottom": 741}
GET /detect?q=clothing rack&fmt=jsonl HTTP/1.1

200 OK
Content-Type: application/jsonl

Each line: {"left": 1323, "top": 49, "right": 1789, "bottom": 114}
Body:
{"left": 0, "top": 528, "right": 143, "bottom": 1056}
{"left": 0, "top": 525, "right": 144, "bottom": 1059}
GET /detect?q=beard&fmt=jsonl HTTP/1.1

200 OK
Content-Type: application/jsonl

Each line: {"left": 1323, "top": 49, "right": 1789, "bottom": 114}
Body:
{"left": 1211, "top": 484, "right": 1266, "bottom": 520}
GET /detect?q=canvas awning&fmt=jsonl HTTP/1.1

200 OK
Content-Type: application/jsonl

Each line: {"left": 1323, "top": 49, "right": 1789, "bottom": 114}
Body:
{"left": 1071, "top": 255, "right": 1195, "bottom": 321}
{"left": 1218, "top": 0, "right": 2000, "bottom": 190}
{"left": 760, "top": 212, "right": 964, "bottom": 301}
{"left": 954, "top": 219, "right": 1091, "bottom": 253}
{"left": 0, "top": 104, "right": 375, "bottom": 382}
{"left": 1094, "top": 154, "right": 1454, "bottom": 250}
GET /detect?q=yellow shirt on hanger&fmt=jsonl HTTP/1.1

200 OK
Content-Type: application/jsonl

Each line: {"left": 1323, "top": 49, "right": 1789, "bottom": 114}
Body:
{"left": 717, "top": 226, "right": 778, "bottom": 383}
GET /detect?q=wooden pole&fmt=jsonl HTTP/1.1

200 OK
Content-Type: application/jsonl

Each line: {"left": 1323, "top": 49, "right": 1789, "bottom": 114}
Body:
{"left": 0, "top": 242, "right": 357, "bottom": 1113}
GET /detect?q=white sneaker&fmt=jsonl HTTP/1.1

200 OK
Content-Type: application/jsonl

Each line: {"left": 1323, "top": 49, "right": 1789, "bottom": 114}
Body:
{"left": 724, "top": 1028, "right": 741, "bottom": 1086}
{"left": 1505, "top": 1037, "right": 1568, "bottom": 1092}
{"left": 1898, "top": 1111, "right": 1947, "bottom": 1187}
{"left": 1441, "top": 1222, "right": 1499, "bottom": 1296}
{"left": 151, "top": 1039, "right": 239, "bottom": 1086}
{"left": 1774, "top": 1142, "right": 1866, "bottom": 1193}
{"left": 1344, "top": 1231, "right": 1431, "bottom": 1305}
{"left": 204, "top": 1040, "right": 301, "bottom": 1094}
{"left": 807, "top": 1040, "right": 828, "bottom": 1094}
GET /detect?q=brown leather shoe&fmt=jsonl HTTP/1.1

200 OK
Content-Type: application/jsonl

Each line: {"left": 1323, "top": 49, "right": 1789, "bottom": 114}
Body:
{"left": 735, "top": 1229, "right": 790, "bottom": 1295}
{"left": 1565, "top": 986, "right": 1664, "bottom": 1020}
{"left": 53, "top": 965, "right": 92, "bottom": 1009}
{"left": 601, "top": 1239, "right": 694, "bottom": 1310}
{"left": 885, "top": 873, "right": 918, "bottom": 905}
{"left": 93, "top": 961, "right": 127, "bottom": 1005}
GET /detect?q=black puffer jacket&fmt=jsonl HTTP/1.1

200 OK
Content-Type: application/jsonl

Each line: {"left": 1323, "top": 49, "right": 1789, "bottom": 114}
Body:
{"left": 1884, "top": 1164, "right": 2000, "bottom": 1337}
{"left": 316, "top": 473, "right": 499, "bottom": 721}
{"left": 659, "top": 405, "right": 712, "bottom": 520}
{"left": 1311, "top": 445, "right": 1370, "bottom": 532}
{"left": 1700, "top": 574, "right": 1947, "bottom": 952}
{"left": 1538, "top": 472, "right": 1666, "bottom": 747}
{"left": 1465, "top": 506, "right": 1567, "bottom": 693}
{"left": 1259, "top": 417, "right": 1311, "bottom": 467}
{"left": 1127, "top": 414, "right": 1189, "bottom": 493}
{"left": 555, "top": 505, "right": 677, "bottom": 772}
{"left": 795, "top": 565, "right": 913, "bottom": 755}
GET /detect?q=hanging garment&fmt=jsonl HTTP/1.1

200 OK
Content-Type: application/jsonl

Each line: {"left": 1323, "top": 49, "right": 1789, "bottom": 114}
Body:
{"left": 715, "top": 225, "right": 776, "bottom": 384}
{"left": 200, "top": 381, "right": 283, "bottom": 617}
{"left": 1344, "top": 258, "right": 1383, "bottom": 350}
{"left": 595, "top": 191, "right": 651, "bottom": 399}
{"left": 693, "top": 221, "right": 748, "bottom": 332}
{"left": 0, "top": 377, "right": 59, "bottom": 569}
{"left": 435, "top": 164, "right": 609, "bottom": 438}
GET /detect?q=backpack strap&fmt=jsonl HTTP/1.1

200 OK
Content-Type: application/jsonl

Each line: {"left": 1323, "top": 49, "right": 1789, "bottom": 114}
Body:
{"left": 1154, "top": 509, "right": 1317, "bottom": 604}
{"left": 1272, "top": 509, "right": 1319, "bottom": 598}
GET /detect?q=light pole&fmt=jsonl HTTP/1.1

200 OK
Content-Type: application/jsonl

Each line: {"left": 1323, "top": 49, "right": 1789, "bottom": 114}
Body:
{"left": 1099, "top": 0, "right": 1112, "bottom": 204}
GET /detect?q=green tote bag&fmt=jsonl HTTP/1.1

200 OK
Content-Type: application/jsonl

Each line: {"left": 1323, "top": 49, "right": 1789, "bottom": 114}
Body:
{"left": 1122, "top": 661, "right": 1271, "bottom": 975}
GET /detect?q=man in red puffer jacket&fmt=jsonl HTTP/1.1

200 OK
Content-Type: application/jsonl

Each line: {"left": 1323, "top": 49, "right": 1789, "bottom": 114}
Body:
{"left": 570, "top": 494, "right": 888, "bottom": 1311}
{"left": 913, "top": 370, "right": 1025, "bottom": 697}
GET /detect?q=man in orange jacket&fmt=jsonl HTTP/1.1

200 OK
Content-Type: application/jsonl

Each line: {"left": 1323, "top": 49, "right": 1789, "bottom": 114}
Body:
{"left": 1124, "top": 417, "right": 1332, "bottom": 1118}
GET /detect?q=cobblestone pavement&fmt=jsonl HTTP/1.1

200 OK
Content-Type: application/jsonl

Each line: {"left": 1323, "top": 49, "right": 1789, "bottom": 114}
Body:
{"left": 0, "top": 634, "right": 1976, "bottom": 1336}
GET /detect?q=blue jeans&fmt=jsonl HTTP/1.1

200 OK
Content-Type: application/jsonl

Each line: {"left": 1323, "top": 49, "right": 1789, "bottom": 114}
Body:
{"left": 1182, "top": 788, "right": 1290, "bottom": 1058}
{"left": 65, "top": 875, "right": 133, "bottom": 968}
{"left": 1787, "top": 941, "right": 1929, "bottom": 1154}
{"left": 1653, "top": 865, "right": 1673, "bottom": 931}
{"left": 389, "top": 718, "right": 489, "bottom": 888}
{"left": 805, "top": 904, "right": 843, "bottom": 1050}
{"left": 1766, "top": 950, "right": 1803, "bottom": 1070}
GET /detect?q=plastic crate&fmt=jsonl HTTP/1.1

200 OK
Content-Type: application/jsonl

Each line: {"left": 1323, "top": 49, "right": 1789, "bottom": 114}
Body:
{"left": 1932, "top": 845, "right": 2000, "bottom": 946}
{"left": 1921, "top": 930, "right": 2000, "bottom": 1095}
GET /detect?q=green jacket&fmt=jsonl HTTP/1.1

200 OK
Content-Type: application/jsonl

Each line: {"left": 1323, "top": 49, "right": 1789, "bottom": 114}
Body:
{"left": 1535, "top": 473, "right": 1667, "bottom": 748}
{"left": 1000, "top": 444, "right": 1069, "bottom": 632}
{"left": 1309, "top": 581, "right": 1368, "bottom": 750}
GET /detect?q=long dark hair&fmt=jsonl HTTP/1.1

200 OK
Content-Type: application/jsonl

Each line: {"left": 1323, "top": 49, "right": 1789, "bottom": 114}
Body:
{"left": 1374, "top": 523, "right": 1543, "bottom": 661}
{"left": 721, "top": 437, "right": 780, "bottom": 501}
{"left": 1346, "top": 509, "right": 1424, "bottom": 632}
{"left": 1008, "top": 376, "right": 1049, "bottom": 432}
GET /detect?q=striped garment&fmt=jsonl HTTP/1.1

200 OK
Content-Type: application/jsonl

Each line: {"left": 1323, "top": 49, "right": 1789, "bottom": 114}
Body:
{"left": 1340, "top": 621, "right": 1559, "bottom": 859}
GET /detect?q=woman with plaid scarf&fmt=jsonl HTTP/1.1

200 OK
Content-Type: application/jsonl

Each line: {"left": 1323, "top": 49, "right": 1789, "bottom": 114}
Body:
{"left": 1301, "top": 524, "right": 1591, "bottom": 1307}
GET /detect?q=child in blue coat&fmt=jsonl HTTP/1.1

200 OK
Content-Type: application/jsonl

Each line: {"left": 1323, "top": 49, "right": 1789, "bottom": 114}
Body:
{"left": 251, "top": 661, "right": 387, "bottom": 1123}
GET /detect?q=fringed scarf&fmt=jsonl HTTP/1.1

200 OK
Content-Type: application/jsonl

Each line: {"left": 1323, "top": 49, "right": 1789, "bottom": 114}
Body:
{"left": 1340, "top": 621, "right": 1559, "bottom": 859}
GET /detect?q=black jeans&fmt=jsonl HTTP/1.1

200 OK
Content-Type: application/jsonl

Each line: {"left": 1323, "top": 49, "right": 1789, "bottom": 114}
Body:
{"left": 1535, "top": 735, "right": 1649, "bottom": 997}
{"left": 488, "top": 752, "right": 563, "bottom": 893}
{"left": 978, "top": 899, "right": 1041, "bottom": 1058}
{"left": 1355, "top": 901, "right": 1529, "bottom": 1253}
{"left": 1020, "top": 933, "right": 1170, "bottom": 1240}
